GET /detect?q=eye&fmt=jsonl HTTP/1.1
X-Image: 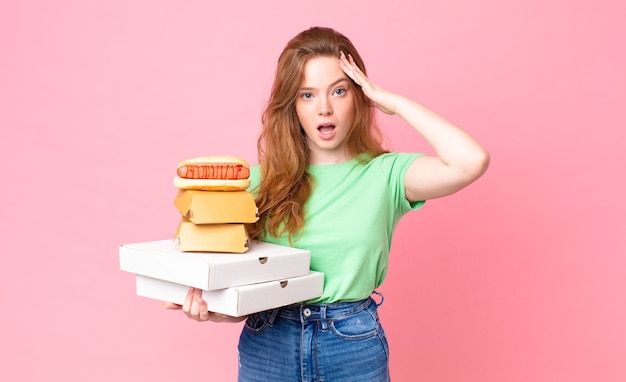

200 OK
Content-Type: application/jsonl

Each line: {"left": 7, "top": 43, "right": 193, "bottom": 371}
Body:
{"left": 334, "top": 88, "right": 346, "bottom": 96}
{"left": 300, "top": 92, "right": 313, "bottom": 100}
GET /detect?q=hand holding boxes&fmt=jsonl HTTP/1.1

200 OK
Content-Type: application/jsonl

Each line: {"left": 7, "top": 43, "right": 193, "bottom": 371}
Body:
{"left": 119, "top": 156, "right": 324, "bottom": 316}
{"left": 119, "top": 239, "right": 323, "bottom": 316}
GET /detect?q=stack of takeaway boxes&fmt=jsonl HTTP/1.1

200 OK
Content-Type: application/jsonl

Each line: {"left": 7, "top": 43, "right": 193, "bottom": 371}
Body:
{"left": 119, "top": 165, "right": 323, "bottom": 317}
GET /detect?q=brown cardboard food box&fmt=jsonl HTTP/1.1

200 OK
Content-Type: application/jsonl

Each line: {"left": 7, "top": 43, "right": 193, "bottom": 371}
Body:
{"left": 173, "top": 189, "right": 259, "bottom": 253}
{"left": 174, "top": 218, "right": 250, "bottom": 253}
{"left": 174, "top": 190, "right": 259, "bottom": 224}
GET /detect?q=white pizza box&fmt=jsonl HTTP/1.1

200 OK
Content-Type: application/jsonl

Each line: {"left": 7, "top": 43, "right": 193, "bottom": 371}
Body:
{"left": 135, "top": 271, "right": 324, "bottom": 317}
{"left": 119, "top": 239, "right": 311, "bottom": 291}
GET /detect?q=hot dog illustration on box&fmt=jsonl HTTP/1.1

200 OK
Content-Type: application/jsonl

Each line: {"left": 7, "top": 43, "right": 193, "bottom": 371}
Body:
{"left": 173, "top": 156, "right": 251, "bottom": 191}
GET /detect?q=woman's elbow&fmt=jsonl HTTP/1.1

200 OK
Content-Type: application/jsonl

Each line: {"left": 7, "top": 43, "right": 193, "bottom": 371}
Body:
{"left": 466, "top": 148, "right": 490, "bottom": 181}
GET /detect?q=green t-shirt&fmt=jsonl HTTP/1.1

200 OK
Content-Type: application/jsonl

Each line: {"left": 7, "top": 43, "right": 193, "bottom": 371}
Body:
{"left": 248, "top": 152, "right": 425, "bottom": 303}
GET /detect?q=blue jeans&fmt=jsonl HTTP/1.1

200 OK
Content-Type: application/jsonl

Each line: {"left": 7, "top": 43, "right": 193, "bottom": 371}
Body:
{"left": 237, "top": 294, "right": 390, "bottom": 381}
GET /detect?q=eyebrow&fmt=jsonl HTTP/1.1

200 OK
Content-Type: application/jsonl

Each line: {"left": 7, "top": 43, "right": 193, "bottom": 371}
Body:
{"left": 299, "top": 77, "right": 349, "bottom": 91}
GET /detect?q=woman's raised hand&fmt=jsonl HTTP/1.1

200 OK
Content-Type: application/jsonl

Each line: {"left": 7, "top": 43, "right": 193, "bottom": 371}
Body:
{"left": 338, "top": 51, "right": 400, "bottom": 115}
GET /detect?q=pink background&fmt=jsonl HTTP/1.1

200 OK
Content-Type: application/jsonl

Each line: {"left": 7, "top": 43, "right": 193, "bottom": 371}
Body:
{"left": 1, "top": 1, "right": 624, "bottom": 381}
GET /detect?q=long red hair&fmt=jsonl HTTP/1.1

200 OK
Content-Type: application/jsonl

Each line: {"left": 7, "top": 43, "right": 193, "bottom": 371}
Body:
{"left": 250, "top": 27, "right": 387, "bottom": 243}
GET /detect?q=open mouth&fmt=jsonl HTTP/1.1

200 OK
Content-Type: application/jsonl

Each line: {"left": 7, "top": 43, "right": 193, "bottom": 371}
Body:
{"left": 318, "top": 123, "right": 336, "bottom": 135}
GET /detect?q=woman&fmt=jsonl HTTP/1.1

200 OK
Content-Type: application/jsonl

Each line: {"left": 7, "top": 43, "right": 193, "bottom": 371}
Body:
{"left": 167, "top": 26, "right": 489, "bottom": 381}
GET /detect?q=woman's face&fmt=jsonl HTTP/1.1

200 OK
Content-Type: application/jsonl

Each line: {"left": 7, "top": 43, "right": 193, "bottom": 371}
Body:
{"left": 295, "top": 56, "right": 356, "bottom": 165}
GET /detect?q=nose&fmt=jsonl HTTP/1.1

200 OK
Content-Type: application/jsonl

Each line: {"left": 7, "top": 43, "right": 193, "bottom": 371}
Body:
{"left": 318, "top": 96, "right": 333, "bottom": 116}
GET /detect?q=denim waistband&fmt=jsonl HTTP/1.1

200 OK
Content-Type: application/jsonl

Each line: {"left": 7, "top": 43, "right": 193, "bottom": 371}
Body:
{"left": 275, "top": 291, "right": 384, "bottom": 323}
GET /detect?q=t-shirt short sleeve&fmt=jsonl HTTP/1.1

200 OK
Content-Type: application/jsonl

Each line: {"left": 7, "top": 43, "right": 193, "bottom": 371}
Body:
{"left": 372, "top": 152, "right": 426, "bottom": 221}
